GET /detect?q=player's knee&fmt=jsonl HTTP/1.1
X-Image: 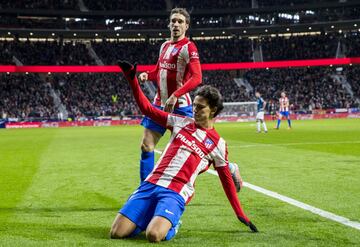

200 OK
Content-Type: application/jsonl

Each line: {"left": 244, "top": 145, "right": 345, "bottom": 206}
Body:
{"left": 110, "top": 223, "right": 128, "bottom": 239}
{"left": 146, "top": 229, "right": 164, "bottom": 243}
{"left": 141, "top": 142, "right": 155, "bottom": 152}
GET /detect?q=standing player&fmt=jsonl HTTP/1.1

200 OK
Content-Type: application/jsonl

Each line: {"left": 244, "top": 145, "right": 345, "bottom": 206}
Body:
{"left": 137, "top": 8, "right": 202, "bottom": 182}
{"left": 275, "top": 91, "right": 292, "bottom": 129}
{"left": 111, "top": 61, "right": 258, "bottom": 242}
{"left": 255, "top": 91, "right": 268, "bottom": 133}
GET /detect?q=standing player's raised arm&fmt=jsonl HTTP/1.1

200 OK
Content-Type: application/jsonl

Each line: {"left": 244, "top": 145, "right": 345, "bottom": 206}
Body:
{"left": 118, "top": 61, "right": 168, "bottom": 128}
{"left": 146, "top": 61, "right": 159, "bottom": 82}
{"left": 172, "top": 60, "right": 202, "bottom": 98}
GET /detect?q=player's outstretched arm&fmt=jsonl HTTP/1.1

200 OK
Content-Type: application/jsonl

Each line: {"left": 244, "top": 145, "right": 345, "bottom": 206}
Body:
{"left": 164, "top": 60, "right": 202, "bottom": 112}
{"left": 173, "top": 60, "right": 202, "bottom": 98}
{"left": 118, "top": 60, "right": 168, "bottom": 128}
{"left": 216, "top": 166, "right": 258, "bottom": 232}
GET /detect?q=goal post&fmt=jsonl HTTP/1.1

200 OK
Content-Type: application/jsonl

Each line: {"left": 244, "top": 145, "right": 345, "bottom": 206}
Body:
{"left": 217, "top": 101, "right": 257, "bottom": 120}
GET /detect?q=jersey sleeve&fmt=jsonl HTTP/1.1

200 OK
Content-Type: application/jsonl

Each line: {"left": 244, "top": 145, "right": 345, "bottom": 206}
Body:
{"left": 147, "top": 61, "right": 159, "bottom": 82}
{"left": 173, "top": 42, "right": 202, "bottom": 98}
{"left": 216, "top": 166, "right": 251, "bottom": 223}
{"left": 212, "top": 138, "right": 229, "bottom": 168}
{"left": 166, "top": 114, "right": 194, "bottom": 131}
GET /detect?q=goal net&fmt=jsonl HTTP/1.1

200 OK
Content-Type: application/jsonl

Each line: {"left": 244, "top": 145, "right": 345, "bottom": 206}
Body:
{"left": 217, "top": 101, "right": 257, "bottom": 121}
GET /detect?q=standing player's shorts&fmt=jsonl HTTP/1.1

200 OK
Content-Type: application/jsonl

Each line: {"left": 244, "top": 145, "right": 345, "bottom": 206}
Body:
{"left": 141, "top": 105, "right": 193, "bottom": 135}
{"left": 256, "top": 111, "right": 264, "bottom": 120}
{"left": 119, "top": 182, "right": 185, "bottom": 231}
{"left": 279, "top": 111, "right": 290, "bottom": 118}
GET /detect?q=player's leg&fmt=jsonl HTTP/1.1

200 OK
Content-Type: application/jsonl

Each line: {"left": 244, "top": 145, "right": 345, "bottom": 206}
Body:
{"left": 261, "top": 119, "right": 268, "bottom": 133}
{"left": 110, "top": 214, "right": 138, "bottom": 239}
{"left": 256, "top": 112, "right": 261, "bottom": 133}
{"left": 140, "top": 128, "right": 162, "bottom": 181}
{"left": 111, "top": 182, "right": 158, "bottom": 239}
{"left": 146, "top": 186, "right": 185, "bottom": 242}
{"left": 146, "top": 216, "right": 173, "bottom": 242}
{"left": 276, "top": 112, "right": 282, "bottom": 129}
{"left": 286, "top": 112, "right": 292, "bottom": 128}
{"left": 256, "top": 119, "right": 261, "bottom": 133}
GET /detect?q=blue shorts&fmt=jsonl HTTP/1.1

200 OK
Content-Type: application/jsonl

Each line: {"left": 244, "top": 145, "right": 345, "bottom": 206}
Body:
{"left": 141, "top": 105, "right": 193, "bottom": 135}
{"left": 119, "top": 182, "right": 185, "bottom": 231}
{"left": 280, "top": 111, "right": 290, "bottom": 118}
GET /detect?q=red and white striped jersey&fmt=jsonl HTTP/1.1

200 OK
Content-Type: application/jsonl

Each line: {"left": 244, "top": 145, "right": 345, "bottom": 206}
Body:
{"left": 279, "top": 97, "right": 289, "bottom": 112}
{"left": 145, "top": 114, "right": 228, "bottom": 203}
{"left": 152, "top": 37, "right": 200, "bottom": 108}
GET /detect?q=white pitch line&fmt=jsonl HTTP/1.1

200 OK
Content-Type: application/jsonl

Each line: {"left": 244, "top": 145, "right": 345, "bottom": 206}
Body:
{"left": 206, "top": 169, "right": 360, "bottom": 231}
{"left": 155, "top": 148, "right": 360, "bottom": 231}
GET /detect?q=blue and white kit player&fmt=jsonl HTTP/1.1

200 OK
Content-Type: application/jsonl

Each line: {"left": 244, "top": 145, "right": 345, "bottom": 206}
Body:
{"left": 255, "top": 91, "right": 268, "bottom": 133}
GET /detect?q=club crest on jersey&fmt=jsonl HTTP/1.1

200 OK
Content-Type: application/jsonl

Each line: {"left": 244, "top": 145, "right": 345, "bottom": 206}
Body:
{"left": 171, "top": 47, "right": 179, "bottom": 55}
{"left": 204, "top": 138, "right": 214, "bottom": 149}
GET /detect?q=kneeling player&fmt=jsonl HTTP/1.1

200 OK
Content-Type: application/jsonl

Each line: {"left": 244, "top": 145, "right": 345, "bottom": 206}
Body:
{"left": 110, "top": 61, "right": 258, "bottom": 243}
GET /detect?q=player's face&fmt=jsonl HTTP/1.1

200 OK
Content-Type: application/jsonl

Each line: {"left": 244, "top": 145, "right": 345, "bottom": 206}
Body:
{"left": 255, "top": 92, "right": 260, "bottom": 98}
{"left": 193, "top": 96, "right": 214, "bottom": 124}
{"left": 169, "top": 13, "right": 188, "bottom": 40}
{"left": 281, "top": 92, "right": 286, "bottom": 98}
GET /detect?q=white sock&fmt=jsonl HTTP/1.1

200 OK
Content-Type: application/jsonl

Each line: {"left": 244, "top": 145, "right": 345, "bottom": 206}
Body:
{"left": 257, "top": 121, "right": 261, "bottom": 132}
{"left": 262, "top": 121, "right": 268, "bottom": 132}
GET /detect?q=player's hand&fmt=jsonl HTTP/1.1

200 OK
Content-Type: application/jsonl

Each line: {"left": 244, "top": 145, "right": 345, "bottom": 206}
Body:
{"left": 138, "top": 72, "right": 148, "bottom": 83}
{"left": 164, "top": 94, "right": 178, "bottom": 113}
{"left": 117, "top": 60, "right": 137, "bottom": 80}
{"left": 238, "top": 216, "right": 258, "bottom": 232}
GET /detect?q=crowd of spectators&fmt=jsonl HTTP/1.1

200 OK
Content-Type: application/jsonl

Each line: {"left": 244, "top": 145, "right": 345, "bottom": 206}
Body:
{"left": 91, "top": 40, "right": 161, "bottom": 65}
{"left": 244, "top": 67, "right": 357, "bottom": 112}
{"left": 51, "top": 73, "right": 140, "bottom": 119}
{"left": 0, "top": 0, "right": 347, "bottom": 10}
{"left": 173, "top": 0, "right": 251, "bottom": 10}
{"left": 91, "top": 37, "right": 252, "bottom": 64}
{"left": 0, "top": 33, "right": 358, "bottom": 66}
{"left": 1, "top": 5, "right": 359, "bottom": 30}
{"left": 258, "top": 0, "right": 340, "bottom": 7}
{"left": 0, "top": 40, "right": 95, "bottom": 65}
{"left": 343, "top": 34, "right": 360, "bottom": 57}
{"left": 83, "top": 0, "right": 166, "bottom": 11}
{"left": 0, "top": 0, "right": 78, "bottom": 9}
{"left": 0, "top": 35, "right": 359, "bottom": 120}
{"left": 261, "top": 34, "right": 339, "bottom": 60}
{"left": 1, "top": 65, "right": 358, "bottom": 120}
{"left": 0, "top": 74, "right": 55, "bottom": 119}
{"left": 344, "top": 66, "right": 360, "bottom": 100}
{"left": 0, "top": 41, "right": 14, "bottom": 65}
{"left": 195, "top": 38, "right": 253, "bottom": 63}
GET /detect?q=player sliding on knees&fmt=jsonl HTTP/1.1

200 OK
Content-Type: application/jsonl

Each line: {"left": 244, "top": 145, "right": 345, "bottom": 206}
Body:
{"left": 255, "top": 91, "right": 268, "bottom": 133}
{"left": 110, "top": 61, "right": 258, "bottom": 243}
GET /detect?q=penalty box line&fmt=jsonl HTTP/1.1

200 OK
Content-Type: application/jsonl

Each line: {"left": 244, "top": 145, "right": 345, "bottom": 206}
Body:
{"left": 154, "top": 149, "right": 360, "bottom": 231}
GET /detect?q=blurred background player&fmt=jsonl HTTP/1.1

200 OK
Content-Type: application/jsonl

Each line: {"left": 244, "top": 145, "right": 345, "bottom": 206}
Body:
{"left": 111, "top": 61, "right": 257, "bottom": 242}
{"left": 255, "top": 91, "right": 268, "bottom": 133}
{"left": 275, "top": 91, "right": 292, "bottom": 129}
{"left": 137, "top": 8, "right": 202, "bottom": 182}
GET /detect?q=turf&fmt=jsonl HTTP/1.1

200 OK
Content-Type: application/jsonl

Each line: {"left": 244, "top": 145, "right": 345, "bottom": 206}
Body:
{"left": 0, "top": 119, "right": 359, "bottom": 246}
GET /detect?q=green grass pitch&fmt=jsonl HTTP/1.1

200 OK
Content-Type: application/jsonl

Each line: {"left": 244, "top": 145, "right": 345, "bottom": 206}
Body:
{"left": 0, "top": 118, "right": 359, "bottom": 246}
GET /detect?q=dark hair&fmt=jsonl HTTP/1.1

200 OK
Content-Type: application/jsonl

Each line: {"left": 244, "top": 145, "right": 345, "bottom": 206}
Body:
{"left": 170, "top": 8, "right": 190, "bottom": 24}
{"left": 195, "top": 85, "right": 224, "bottom": 117}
